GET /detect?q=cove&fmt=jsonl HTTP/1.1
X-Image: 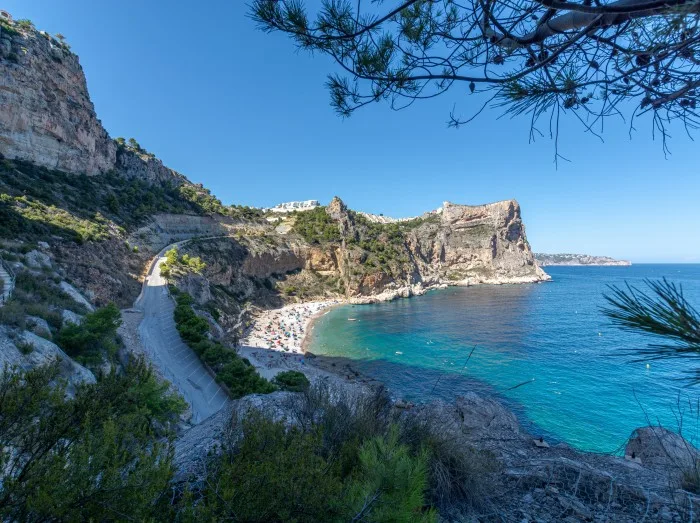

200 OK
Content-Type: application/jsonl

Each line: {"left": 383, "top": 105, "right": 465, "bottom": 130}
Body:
{"left": 308, "top": 264, "right": 700, "bottom": 453}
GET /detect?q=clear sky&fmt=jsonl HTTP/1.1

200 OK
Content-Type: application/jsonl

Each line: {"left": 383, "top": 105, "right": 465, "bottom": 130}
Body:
{"left": 4, "top": 0, "right": 699, "bottom": 263}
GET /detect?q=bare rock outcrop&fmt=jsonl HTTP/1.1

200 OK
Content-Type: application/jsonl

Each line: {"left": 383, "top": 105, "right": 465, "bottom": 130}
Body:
{"left": 0, "top": 326, "right": 95, "bottom": 391}
{"left": 0, "top": 25, "right": 116, "bottom": 174}
{"left": 0, "top": 20, "right": 188, "bottom": 186}
{"left": 625, "top": 426, "right": 700, "bottom": 475}
{"left": 410, "top": 200, "right": 549, "bottom": 285}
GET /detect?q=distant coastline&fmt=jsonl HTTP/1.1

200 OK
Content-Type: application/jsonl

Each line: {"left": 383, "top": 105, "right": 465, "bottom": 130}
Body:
{"left": 535, "top": 253, "right": 631, "bottom": 267}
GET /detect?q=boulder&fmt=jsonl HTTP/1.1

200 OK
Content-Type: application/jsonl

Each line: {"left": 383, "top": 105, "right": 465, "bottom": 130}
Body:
{"left": 62, "top": 309, "right": 83, "bottom": 326}
{"left": 59, "top": 281, "right": 94, "bottom": 312}
{"left": 178, "top": 273, "right": 212, "bottom": 304}
{"left": 25, "top": 249, "right": 51, "bottom": 269}
{"left": 625, "top": 426, "right": 699, "bottom": 473}
{"left": 26, "top": 315, "right": 52, "bottom": 339}
{"left": 0, "top": 327, "right": 95, "bottom": 391}
{"left": 455, "top": 391, "right": 521, "bottom": 436}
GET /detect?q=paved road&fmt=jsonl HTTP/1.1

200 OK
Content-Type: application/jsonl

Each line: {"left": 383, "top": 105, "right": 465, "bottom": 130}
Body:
{"left": 135, "top": 242, "right": 229, "bottom": 424}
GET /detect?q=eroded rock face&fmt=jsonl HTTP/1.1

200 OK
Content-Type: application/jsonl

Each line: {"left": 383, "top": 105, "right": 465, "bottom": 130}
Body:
{"left": 308, "top": 198, "right": 549, "bottom": 299}
{"left": 0, "top": 27, "right": 116, "bottom": 174}
{"left": 626, "top": 426, "right": 700, "bottom": 473}
{"left": 116, "top": 148, "right": 188, "bottom": 185}
{"left": 0, "top": 23, "right": 188, "bottom": 185}
{"left": 409, "top": 200, "right": 549, "bottom": 285}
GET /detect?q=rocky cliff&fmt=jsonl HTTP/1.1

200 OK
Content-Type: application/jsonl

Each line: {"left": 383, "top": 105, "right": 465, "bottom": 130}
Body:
{"left": 0, "top": 19, "right": 184, "bottom": 184}
{"left": 287, "top": 197, "right": 549, "bottom": 302}
{"left": 0, "top": 16, "right": 547, "bottom": 311}
{"left": 172, "top": 197, "right": 548, "bottom": 335}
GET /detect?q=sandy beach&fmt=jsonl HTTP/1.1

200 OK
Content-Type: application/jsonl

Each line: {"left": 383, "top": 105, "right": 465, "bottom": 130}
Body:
{"left": 241, "top": 300, "right": 341, "bottom": 354}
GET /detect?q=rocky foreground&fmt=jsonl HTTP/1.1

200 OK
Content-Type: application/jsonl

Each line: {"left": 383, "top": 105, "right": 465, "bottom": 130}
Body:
{"left": 175, "top": 382, "right": 700, "bottom": 522}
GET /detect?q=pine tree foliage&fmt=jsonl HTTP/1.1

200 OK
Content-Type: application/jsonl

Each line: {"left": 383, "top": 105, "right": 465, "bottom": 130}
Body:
{"left": 603, "top": 278, "right": 700, "bottom": 384}
{"left": 252, "top": 0, "right": 700, "bottom": 152}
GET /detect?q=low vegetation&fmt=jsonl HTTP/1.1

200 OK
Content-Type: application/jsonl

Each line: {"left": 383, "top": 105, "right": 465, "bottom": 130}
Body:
{"left": 292, "top": 206, "right": 342, "bottom": 244}
{"left": 183, "top": 383, "right": 497, "bottom": 521}
{"left": 0, "top": 360, "right": 185, "bottom": 522}
{"left": 292, "top": 204, "right": 438, "bottom": 277}
{"left": 0, "top": 270, "right": 87, "bottom": 332}
{"left": 160, "top": 247, "right": 206, "bottom": 278}
{"left": 172, "top": 291, "right": 275, "bottom": 398}
{"left": 0, "top": 159, "right": 263, "bottom": 243}
{"left": 273, "top": 370, "right": 310, "bottom": 392}
{"left": 55, "top": 303, "right": 121, "bottom": 365}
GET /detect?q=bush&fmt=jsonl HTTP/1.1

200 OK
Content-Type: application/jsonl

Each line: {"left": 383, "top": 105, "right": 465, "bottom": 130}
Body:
{"left": 160, "top": 247, "right": 206, "bottom": 278}
{"left": 273, "top": 370, "right": 310, "bottom": 392}
{"left": 16, "top": 340, "right": 34, "bottom": 355}
{"left": 292, "top": 206, "right": 342, "bottom": 244}
{"left": 346, "top": 427, "right": 437, "bottom": 522}
{"left": 283, "top": 382, "right": 497, "bottom": 512}
{"left": 191, "top": 412, "right": 345, "bottom": 521}
{"left": 173, "top": 292, "right": 275, "bottom": 398}
{"left": 56, "top": 303, "right": 121, "bottom": 364}
{"left": 188, "top": 410, "right": 436, "bottom": 522}
{"left": 15, "top": 19, "right": 34, "bottom": 30}
{"left": 0, "top": 360, "right": 183, "bottom": 521}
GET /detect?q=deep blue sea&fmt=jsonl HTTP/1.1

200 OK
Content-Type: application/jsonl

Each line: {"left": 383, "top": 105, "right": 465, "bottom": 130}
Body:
{"left": 308, "top": 265, "right": 700, "bottom": 453}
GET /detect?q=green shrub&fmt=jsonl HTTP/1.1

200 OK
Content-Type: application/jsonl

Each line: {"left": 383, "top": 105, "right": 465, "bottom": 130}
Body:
{"left": 347, "top": 427, "right": 437, "bottom": 522}
{"left": 191, "top": 412, "right": 345, "bottom": 521}
{"left": 56, "top": 303, "right": 121, "bottom": 364}
{"left": 15, "top": 19, "right": 34, "bottom": 30}
{"left": 273, "top": 370, "right": 310, "bottom": 392}
{"left": 292, "top": 206, "right": 341, "bottom": 244}
{"left": 160, "top": 247, "right": 206, "bottom": 277}
{"left": 284, "top": 383, "right": 497, "bottom": 512}
{"left": 0, "top": 300, "right": 25, "bottom": 329}
{"left": 16, "top": 340, "right": 34, "bottom": 355}
{"left": 0, "top": 360, "right": 183, "bottom": 521}
{"left": 173, "top": 292, "right": 274, "bottom": 398}
{"left": 188, "top": 394, "right": 439, "bottom": 522}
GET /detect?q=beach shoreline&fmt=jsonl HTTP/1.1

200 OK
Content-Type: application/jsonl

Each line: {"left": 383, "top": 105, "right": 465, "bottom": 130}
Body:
{"left": 238, "top": 299, "right": 382, "bottom": 387}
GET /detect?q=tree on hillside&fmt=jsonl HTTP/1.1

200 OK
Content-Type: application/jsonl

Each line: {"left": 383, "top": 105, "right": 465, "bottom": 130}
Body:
{"left": 252, "top": 0, "right": 700, "bottom": 152}
{"left": 603, "top": 278, "right": 700, "bottom": 384}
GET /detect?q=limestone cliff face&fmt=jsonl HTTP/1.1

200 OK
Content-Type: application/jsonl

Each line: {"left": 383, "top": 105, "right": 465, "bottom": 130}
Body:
{"left": 310, "top": 198, "right": 549, "bottom": 299}
{"left": 0, "top": 26, "right": 116, "bottom": 174}
{"left": 0, "top": 21, "right": 184, "bottom": 184}
{"left": 409, "top": 200, "right": 549, "bottom": 284}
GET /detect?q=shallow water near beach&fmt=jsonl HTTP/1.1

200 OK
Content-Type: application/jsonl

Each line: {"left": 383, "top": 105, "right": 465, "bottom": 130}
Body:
{"left": 308, "top": 265, "right": 700, "bottom": 453}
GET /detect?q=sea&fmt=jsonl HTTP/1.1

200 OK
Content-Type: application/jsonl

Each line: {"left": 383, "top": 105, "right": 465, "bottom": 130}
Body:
{"left": 307, "top": 264, "right": 700, "bottom": 454}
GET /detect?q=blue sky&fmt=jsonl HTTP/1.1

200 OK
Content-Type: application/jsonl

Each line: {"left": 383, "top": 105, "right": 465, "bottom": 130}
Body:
{"left": 5, "top": 0, "right": 699, "bottom": 262}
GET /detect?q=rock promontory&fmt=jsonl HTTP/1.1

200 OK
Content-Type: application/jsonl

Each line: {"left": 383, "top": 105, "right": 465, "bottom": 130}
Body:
{"left": 535, "top": 253, "right": 632, "bottom": 266}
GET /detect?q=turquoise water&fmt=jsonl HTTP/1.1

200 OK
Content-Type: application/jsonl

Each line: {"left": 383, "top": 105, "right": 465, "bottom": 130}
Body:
{"left": 308, "top": 265, "right": 700, "bottom": 453}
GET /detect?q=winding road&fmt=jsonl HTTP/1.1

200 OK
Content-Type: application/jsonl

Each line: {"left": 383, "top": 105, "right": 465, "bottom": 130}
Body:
{"left": 134, "top": 241, "right": 230, "bottom": 424}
